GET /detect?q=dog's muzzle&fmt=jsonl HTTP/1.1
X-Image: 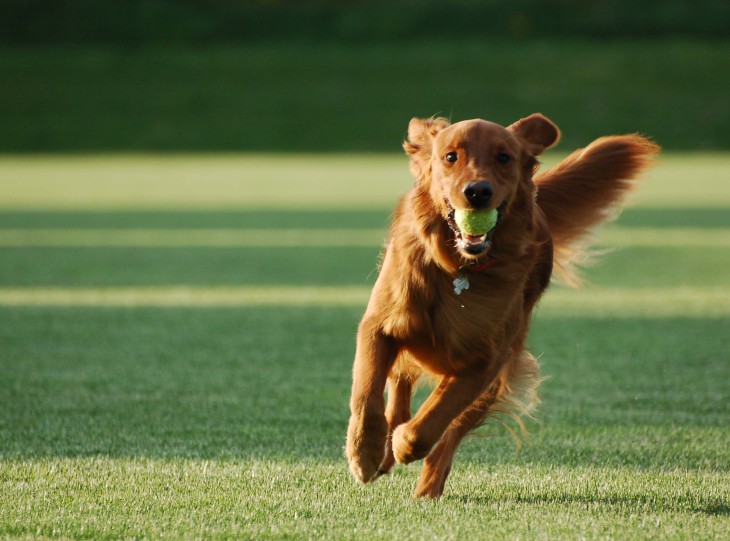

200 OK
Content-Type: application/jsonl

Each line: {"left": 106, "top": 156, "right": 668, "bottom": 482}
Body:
{"left": 446, "top": 200, "right": 506, "bottom": 256}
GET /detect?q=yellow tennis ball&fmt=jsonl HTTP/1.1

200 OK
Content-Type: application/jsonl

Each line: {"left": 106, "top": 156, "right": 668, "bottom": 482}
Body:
{"left": 454, "top": 208, "right": 498, "bottom": 235}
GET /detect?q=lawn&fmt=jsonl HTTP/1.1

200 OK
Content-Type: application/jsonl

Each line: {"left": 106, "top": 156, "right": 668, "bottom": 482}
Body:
{"left": 1, "top": 40, "right": 729, "bottom": 153}
{"left": 0, "top": 152, "right": 728, "bottom": 539}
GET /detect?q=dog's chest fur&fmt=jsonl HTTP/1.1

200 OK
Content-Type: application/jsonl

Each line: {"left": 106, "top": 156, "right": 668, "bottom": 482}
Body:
{"left": 379, "top": 252, "right": 531, "bottom": 374}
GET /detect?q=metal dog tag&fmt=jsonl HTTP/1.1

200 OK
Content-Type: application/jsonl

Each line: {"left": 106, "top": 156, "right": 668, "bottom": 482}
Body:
{"left": 453, "top": 274, "right": 470, "bottom": 295}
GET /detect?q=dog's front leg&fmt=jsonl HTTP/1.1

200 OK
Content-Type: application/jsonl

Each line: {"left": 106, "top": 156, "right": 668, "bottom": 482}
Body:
{"left": 392, "top": 364, "right": 498, "bottom": 465}
{"left": 346, "top": 318, "right": 397, "bottom": 484}
{"left": 378, "top": 373, "right": 416, "bottom": 476}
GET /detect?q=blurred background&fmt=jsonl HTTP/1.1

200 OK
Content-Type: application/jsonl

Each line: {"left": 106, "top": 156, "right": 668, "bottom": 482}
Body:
{"left": 1, "top": 0, "right": 729, "bottom": 153}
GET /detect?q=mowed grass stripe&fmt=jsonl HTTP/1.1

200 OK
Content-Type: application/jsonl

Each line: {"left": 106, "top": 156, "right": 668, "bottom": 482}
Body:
{"left": 600, "top": 227, "right": 730, "bottom": 247}
{"left": 541, "top": 287, "right": 730, "bottom": 317}
{"left": 0, "top": 228, "right": 388, "bottom": 247}
{"left": 0, "top": 286, "right": 370, "bottom": 307}
{"left": 0, "top": 154, "right": 411, "bottom": 210}
{"left": 1, "top": 285, "right": 729, "bottom": 316}
{"left": 2, "top": 154, "right": 730, "bottom": 210}
{"left": 0, "top": 226, "right": 727, "bottom": 247}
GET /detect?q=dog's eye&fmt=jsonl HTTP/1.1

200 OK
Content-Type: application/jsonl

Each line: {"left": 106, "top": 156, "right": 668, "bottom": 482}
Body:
{"left": 497, "top": 153, "right": 511, "bottom": 164}
{"left": 445, "top": 151, "right": 458, "bottom": 163}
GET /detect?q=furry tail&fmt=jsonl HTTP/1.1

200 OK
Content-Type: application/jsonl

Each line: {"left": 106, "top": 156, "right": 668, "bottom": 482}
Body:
{"left": 535, "top": 134, "right": 660, "bottom": 285}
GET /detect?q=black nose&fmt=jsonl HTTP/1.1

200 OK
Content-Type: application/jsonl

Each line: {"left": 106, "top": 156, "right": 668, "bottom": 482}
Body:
{"left": 462, "top": 181, "right": 493, "bottom": 209}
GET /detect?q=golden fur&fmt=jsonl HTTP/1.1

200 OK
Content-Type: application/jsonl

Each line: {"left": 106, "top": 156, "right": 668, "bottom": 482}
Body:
{"left": 345, "top": 113, "right": 659, "bottom": 498}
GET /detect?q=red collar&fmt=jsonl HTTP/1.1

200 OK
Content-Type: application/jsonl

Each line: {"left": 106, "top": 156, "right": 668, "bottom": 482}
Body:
{"left": 463, "top": 258, "right": 497, "bottom": 273}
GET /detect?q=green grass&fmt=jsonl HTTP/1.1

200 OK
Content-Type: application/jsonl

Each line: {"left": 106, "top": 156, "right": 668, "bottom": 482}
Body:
{"left": 0, "top": 153, "right": 728, "bottom": 539}
{"left": 1, "top": 40, "right": 729, "bottom": 153}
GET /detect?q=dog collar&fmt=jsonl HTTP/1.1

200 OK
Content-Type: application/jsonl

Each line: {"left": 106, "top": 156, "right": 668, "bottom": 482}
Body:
{"left": 453, "top": 258, "right": 497, "bottom": 295}
{"left": 465, "top": 258, "right": 497, "bottom": 273}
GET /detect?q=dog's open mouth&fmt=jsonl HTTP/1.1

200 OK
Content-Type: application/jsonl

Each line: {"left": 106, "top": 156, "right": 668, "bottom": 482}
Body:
{"left": 446, "top": 201, "right": 506, "bottom": 256}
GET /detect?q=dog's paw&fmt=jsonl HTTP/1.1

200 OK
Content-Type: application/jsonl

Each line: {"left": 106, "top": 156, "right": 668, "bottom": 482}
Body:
{"left": 413, "top": 481, "right": 446, "bottom": 499}
{"left": 413, "top": 461, "right": 450, "bottom": 499}
{"left": 392, "top": 423, "right": 434, "bottom": 465}
{"left": 346, "top": 413, "right": 387, "bottom": 484}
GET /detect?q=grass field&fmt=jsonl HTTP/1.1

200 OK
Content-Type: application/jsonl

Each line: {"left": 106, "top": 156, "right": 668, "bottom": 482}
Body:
{"left": 0, "top": 152, "right": 728, "bottom": 539}
{"left": 1, "top": 40, "right": 729, "bottom": 153}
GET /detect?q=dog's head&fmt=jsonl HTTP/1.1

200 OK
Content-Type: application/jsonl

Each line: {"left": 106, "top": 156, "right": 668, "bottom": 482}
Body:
{"left": 404, "top": 114, "right": 560, "bottom": 258}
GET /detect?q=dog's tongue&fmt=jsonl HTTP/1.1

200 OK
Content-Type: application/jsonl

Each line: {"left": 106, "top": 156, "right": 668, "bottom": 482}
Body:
{"left": 463, "top": 233, "right": 487, "bottom": 251}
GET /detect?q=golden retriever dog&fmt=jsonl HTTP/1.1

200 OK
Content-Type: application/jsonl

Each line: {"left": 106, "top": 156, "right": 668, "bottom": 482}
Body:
{"left": 345, "top": 113, "right": 659, "bottom": 498}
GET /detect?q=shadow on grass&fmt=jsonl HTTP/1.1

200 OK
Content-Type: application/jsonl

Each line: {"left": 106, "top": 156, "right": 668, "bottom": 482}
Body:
{"left": 0, "top": 245, "right": 383, "bottom": 287}
{"left": 446, "top": 493, "right": 729, "bottom": 517}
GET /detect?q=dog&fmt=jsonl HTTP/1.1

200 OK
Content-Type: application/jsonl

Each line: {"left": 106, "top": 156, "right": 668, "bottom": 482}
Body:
{"left": 345, "top": 113, "right": 659, "bottom": 498}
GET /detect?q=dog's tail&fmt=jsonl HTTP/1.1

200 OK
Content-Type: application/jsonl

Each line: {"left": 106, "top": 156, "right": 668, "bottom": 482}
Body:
{"left": 535, "top": 134, "right": 660, "bottom": 285}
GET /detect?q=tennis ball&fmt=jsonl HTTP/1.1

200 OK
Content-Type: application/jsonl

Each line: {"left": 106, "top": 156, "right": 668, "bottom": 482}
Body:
{"left": 454, "top": 208, "right": 498, "bottom": 235}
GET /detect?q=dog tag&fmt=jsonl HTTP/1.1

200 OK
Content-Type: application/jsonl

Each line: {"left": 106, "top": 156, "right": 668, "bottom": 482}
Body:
{"left": 453, "top": 274, "right": 470, "bottom": 295}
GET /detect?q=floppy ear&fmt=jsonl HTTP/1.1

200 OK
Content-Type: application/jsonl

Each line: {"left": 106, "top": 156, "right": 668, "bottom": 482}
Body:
{"left": 403, "top": 117, "right": 450, "bottom": 179}
{"left": 507, "top": 113, "right": 560, "bottom": 156}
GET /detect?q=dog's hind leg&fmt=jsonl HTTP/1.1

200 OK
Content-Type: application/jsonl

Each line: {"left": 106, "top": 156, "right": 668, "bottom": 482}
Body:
{"left": 412, "top": 389, "right": 498, "bottom": 498}
{"left": 413, "top": 352, "right": 540, "bottom": 498}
